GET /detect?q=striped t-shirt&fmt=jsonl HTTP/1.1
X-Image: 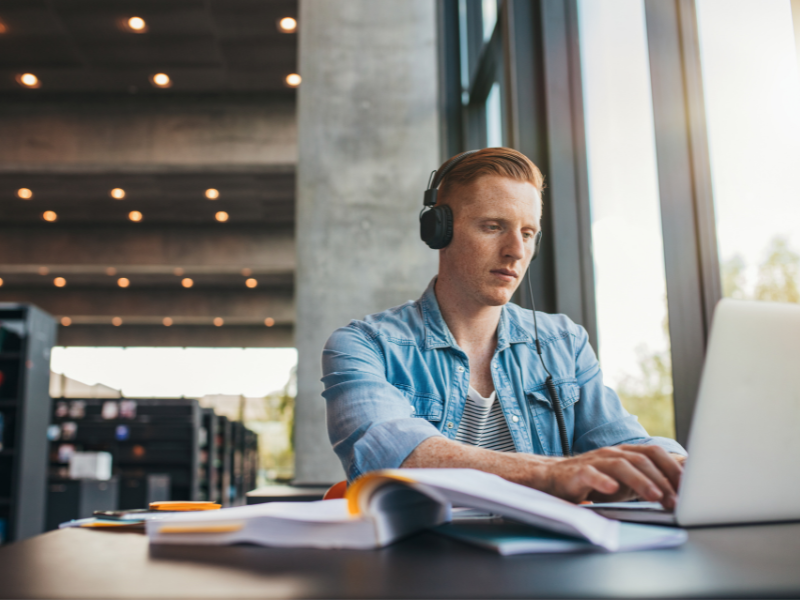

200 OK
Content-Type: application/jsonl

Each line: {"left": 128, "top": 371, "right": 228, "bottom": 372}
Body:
{"left": 454, "top": 386, "right": 517, "bottom": 453}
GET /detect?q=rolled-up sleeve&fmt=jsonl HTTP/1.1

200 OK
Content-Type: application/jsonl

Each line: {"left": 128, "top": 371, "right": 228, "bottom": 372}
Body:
{"left": 570, "top": 324, "right": 687, "bottom": 457}
{"left": 322, "top": 325, "right": 444, "bottom": 481}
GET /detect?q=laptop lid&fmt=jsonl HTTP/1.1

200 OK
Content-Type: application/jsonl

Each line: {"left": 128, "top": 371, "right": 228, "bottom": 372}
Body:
{"left": 676, "top": 299, "right": 800, "bottom": 526}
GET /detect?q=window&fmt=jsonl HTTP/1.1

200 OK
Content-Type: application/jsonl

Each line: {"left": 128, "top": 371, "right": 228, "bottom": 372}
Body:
{"left": 579, "top": 0, "right": 675, "bottom": 438}
{"left": 457, "top": 0, "right": 505, "bottom": 149}
{"left": 697, "top": 0, "right": 800, "bottom": 304}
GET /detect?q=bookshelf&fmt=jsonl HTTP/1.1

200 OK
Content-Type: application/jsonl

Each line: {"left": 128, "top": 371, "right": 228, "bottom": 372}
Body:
{"left": 48, "top": 398, "right": 201, "bottom": 509}
{"left": 0, "top": 304, "right": 57, "bottom": 544}
{"left": 199, "top": 408, "right": 218, "bottom": 502}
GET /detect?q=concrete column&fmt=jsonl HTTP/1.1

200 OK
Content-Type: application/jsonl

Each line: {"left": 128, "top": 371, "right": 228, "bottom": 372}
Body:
{"left": 294, "top": 0, "right": 440, "bottom": 483}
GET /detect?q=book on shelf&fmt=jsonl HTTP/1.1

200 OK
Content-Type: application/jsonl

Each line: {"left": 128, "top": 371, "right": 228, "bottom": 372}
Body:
{"left": 146, "top": 469, "right": 686, "bottom": 553}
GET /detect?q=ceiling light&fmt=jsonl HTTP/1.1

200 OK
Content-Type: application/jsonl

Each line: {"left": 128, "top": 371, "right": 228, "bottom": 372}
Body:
{"left": 128, "top": 211, "right": 142, "bottom": 222}
{"left": 245, "top": 278, "right": 257, "bottom": 288}
{"left": 0, "top": 20, "right": 7, "bottom": 34}
{"left": 0, "top": 277, "right": 3, "bottom": 287}
{"left": 38, "top": 266, "right": 49, "bottom": 276}
{"left": 285, "top": 73, "right": 301, "bottom": 88}
{"left": 54, "top": 277, "right": 66, "bottom": 288}
{"left": 181, "top": 278, "right": 194, "bottom": 288}
{"left": 111, "top": 188, "right": 125, "bottom": 199}
{"left": 112, "top": 317, "right": 123, "bottom": 326}
{"left": 163, "top": 317, "right": 173, "bottom": 327}
{"left": 106, "top": 267, "right": 117, "bottom": 276}
{"left": 264, "top": 317, "right": 275, "bottom": 327}
{"left": 278, "top": 17, "right": 297, "bottom": 33}
{"left": 213, "top": 317, "right": 224, "bottom": 327}
{"left": 205, "top": 188, "right": 219, "bottom": 200}
{"left": 16, "top": 73, "right": 40, "bottom": 89}
{"left": 173, "top": 267, "right": 185, "bottom": 276}
{"left": 127, "top": 16, "right": 146, "bottom": 32}
{"left": 117, "top": 277, "right": 130, "bottom": 288}
{"left": 60, "top": 316, "right": 71, "bottom": 326}
{"left": 42, "top": 211, "right": 57, "bottom": 222}
{"left": 215, "top": 211, "right": 229, "bottom": 222}
{"left": 241, "top": 268, "right": 252, "bottom": 277}
{"left": 150, "top": 73, "right": 172, "bottom": 88}
{"left": 17, "top": 188, "right": 32, "bottom": 199}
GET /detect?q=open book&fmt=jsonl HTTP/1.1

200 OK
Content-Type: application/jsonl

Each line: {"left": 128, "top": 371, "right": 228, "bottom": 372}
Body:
{"left": 146, "top": 469, "right": 683, "bottom": 552}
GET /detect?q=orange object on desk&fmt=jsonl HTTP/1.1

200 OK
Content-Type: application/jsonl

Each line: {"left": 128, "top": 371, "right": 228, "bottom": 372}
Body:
{"left": 149, "top": 501, "right": 221, "bottom": 511}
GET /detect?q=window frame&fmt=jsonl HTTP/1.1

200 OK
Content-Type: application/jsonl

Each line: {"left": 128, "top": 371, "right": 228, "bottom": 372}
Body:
{"left": 438, "top": 0, "right": 722, "bottom": 447}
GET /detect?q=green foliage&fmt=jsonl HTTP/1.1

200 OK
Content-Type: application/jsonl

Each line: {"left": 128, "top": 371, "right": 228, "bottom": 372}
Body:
{"left": 753, "top": 237, "right": 800, "bottom": 303}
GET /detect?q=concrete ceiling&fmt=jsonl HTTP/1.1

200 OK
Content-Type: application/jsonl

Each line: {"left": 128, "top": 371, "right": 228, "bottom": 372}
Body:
{"left": 0, "top": 0, "right": 299, "bottom": 347}
{"left": 0, "top": 0, "right": 298, "bottom": 93}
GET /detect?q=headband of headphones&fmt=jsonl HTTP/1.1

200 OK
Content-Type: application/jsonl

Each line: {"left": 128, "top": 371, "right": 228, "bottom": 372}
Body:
{"left": 423, "top": 150, "right": 479, "bottom": 208}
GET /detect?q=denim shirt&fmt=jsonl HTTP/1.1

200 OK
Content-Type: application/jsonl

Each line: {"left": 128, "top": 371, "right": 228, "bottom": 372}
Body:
{"left": 322, "top": 278, "right": 686, "bottom": 481}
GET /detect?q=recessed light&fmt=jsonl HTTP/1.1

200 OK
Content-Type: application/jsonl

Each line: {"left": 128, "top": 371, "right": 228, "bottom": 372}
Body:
{"left": 215, "top": 211, "right": 229, "bottom": 222}
{"left": 128, "top": 210, "right": 142, "bottom": 222}
{"left": 277, "top": 17, "right": 297, "bottom": 33}
{"left": 285, "top": 73, "right": 301, "bottom": 88}
{"left": 17, "top": 188, "right": 32, "bottom": 199}
{"left": 213, "top": 317, "right": 224, "bottom": 327}
{"left": 42, "top": 211, "right": 57, "bottom": 222}
{"left": 241, "top": 268, "right": 252, "bottom": 277}
{"left": 173, "top": 267, "right": 185, "bottom": 276}
{"left": 150, "top": 73, "right": 172, "bottom": 88}
{"left": 112, "top": 317, "right": 123, "bottom": 326}
{"left": 111, "top": 188, "right": 125, "bottom": 199}
{"left": 0, "top": 277, "right": 4, "bottom": 287}
{"left": 163, "top": 317, "right": 173, "bottom": 327}
{"left": 117, "top": 277, "right": 130, "bottom": 288}
{"left": 38, "top": 266, "right": 49, "bottom": 276}
{"left": 205, "top": 188, "right": 219, "bottom": 200}
{"left": 181, "top": 278, "right": 194, "bottom": 288}
{"left": 16, "top": 73, "right": 40, "bottom": 88}
{"left": 0, "top": 20, "right": 7, "bottom": 34}
{"left": 106, "top": 267, "right": 117, "bottom": 276}
{"left": 127, "top": 16, "right": 147, "bottom": 32}
{"left": 245, "top": 278, "right": 258, "bottom": 288}
{"left": 264, "top": 317, "right": 275, "bottom": 327}
{"left": 54, "top": 277, "right": 66, "bottom": 288}
{"left": 61, "top": 316, "right": 71, "bottom": 326}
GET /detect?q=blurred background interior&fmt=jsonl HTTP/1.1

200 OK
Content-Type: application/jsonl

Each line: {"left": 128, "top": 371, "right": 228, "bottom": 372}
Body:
{"left": 0, "top": 0, "right": 798, "bottom": 545}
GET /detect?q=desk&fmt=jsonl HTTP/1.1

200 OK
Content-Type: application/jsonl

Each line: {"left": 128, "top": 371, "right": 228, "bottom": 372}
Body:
{"left": 1, "top": 522, "right": 799, "bottom": 598}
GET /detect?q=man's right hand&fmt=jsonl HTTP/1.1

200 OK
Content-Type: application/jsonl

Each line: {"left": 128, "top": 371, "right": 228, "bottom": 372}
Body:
{"left": 402, "top": 437, "right": 683, "bottom": 510}
{"left": 536, "top": 444, "right": 683, "bottom": 510}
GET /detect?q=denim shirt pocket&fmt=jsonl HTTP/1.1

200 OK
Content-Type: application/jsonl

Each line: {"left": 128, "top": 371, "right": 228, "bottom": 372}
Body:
{"left": 395, "top": 385, "right": 444, "bottom": 423}
{"left": 525, "top": 380, "right": 580, "bottom": 456}
{"left": 526, "top": 380, "right": 580, "bottom": 413}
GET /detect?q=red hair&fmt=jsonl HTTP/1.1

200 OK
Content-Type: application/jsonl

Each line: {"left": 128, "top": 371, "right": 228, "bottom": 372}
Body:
{"left": 437, "top": 147, "right": 544, "bottom": 204}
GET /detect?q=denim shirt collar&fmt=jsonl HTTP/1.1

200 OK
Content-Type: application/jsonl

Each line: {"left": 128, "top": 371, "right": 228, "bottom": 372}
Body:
{"left": 419, "top": 277, "right": 532, "bottom": 352}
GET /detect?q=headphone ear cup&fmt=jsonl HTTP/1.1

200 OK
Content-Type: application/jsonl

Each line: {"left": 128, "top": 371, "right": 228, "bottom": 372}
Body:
{"left": 532, "top": 230, "right": 543, "bottom": 260}
{"left": 419, "top": 205, "right": 454, "bottom": 249}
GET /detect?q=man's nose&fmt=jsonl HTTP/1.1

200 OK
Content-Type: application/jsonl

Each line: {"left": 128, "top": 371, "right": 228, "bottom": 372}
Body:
{"left": 503, "top": 231, "right": 525, "bottom": 261}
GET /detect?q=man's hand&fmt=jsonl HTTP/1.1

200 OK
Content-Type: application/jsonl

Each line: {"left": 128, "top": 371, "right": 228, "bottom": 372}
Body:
{"left": 402, "top": 437, "right": 684, "bottom": 510}
{"left": 537, "top": 445, "right": 683, "bottom": 510}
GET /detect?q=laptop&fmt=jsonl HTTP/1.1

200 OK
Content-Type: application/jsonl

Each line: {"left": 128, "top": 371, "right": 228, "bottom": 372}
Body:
{"left": 587, "top": 299, "right": 800, "bottom": 527}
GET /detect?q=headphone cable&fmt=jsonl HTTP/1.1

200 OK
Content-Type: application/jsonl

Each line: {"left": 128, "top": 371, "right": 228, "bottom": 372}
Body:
{"left": 527, "top": 270, "right": 572, "bottom": 457}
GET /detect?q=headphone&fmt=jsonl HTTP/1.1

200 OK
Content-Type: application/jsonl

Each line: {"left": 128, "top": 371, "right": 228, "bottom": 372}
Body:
{"left": 419, "top": 149, "right": 543, "bottom": 258}
{"left": 419, "top": 150, "right": 571, "bottom": 457}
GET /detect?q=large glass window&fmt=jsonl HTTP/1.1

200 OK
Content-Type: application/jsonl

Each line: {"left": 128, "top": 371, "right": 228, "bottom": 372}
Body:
{"left": 578, "top": 0, "right": 675, "bottom": 438}
{"left": 697, "top": 0, "right": 800, "bottom": 304}
{"left": 457, "top": 0, "right": 505, "bottom": 149}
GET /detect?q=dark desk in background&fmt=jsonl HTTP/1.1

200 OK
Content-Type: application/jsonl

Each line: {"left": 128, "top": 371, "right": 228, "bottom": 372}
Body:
{"left": 1, "top": 522, "right": 799, "bottom": 598}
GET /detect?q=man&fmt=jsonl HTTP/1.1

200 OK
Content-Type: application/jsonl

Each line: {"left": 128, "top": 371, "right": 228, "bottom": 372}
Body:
{"left": 322, "top": 148, "right": 686, "bottom": 509}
